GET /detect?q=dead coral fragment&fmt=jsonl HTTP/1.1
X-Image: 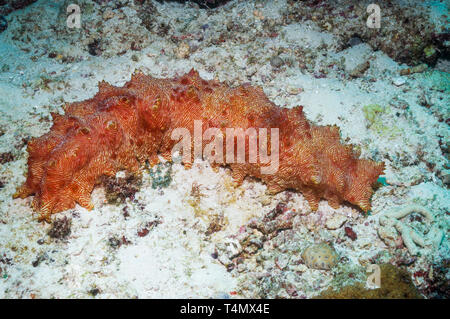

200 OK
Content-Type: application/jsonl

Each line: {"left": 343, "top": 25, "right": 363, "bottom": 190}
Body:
{"left": 247, "top": 202, "right": 294, "bottom": 238}
{"left": 206, "top": 213, "right": 225, "bottom": 235}
{"left": 378, "top": 204, "right": 444, "bottom": 256}
{"left": 399, "top": 64, "right": 428, "bottom": 76}
{"left": 349, "top": 61, "right": 370, "bottom": 78}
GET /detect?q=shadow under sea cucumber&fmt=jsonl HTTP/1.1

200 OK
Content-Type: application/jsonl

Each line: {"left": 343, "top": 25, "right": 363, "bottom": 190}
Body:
{"left": 14, "top": 69, "right": 384, "bottom": 222}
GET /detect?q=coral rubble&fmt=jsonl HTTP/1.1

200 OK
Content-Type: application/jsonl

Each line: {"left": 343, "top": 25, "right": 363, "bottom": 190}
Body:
{"left": 378, "top": 204, "right": 444, "bottom": 256}
{"left": 285, "top": 0, "right": 449, "bottom": 66}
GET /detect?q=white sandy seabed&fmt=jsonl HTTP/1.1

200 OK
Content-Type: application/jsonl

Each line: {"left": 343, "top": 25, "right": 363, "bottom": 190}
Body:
{"left": 0, "top": 0, "right": 448, "bottom": 298}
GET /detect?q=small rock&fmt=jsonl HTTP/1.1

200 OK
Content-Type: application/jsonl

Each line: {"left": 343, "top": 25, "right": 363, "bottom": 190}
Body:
{"left": 88, "top": 288, "right": 100, "bottom": 296}
{"left": 88, "top": 39, "right": 102, "bottom": 56}
{"left": 393, "top": 77, "right": 406, "bottom": 86}
{"left": 253, "top": 10, "right": 264, "bottom": 20}
{"left": 175, "top": 42, "right": 190, "bottom": 59}
{"left": 108, "top": 237, "right": 122, "bottom": 248}
{"left": 348, "top": 36, "right": 363, "bottom": 47}
{"left": 32, "top": 253, "right": 48, "bottom": 267}
{"left": 137, "top": 227, "right": 149, "bottom": 237}
{"left": 103, "top": 8, "right": 115, "bottom": 20}
{"left": 349, "top": 61, "right": 370, "bottom": 78}
{"left": 216, "top": 238, "right": 242, "bottom": 266}
{"left": 270, "top": 56, "right": 284, "bottom": 68}
{"left": 322, "top": 22, "right": 332, "bottom": 31}
{"left": 291, "top": 264, "right": 308, "bottom": 273}
{"left": 325, "top": 214, "right": 347, "bottom": 230}
{"left": 399, "top": 64, "right": 427, "bottom": 76}
{"left": 218, "top": 254, "right": 232, "bottom": 267}
{"left": 276, "top": 254, "right": 290, "bottom": 269}
{"left": 259, "top": 195, "right": 271, "bottom": 206}
{"left": 377, "top": 224, "right": 400, "bottom": 248}
{"left": 287, "top": 86, "right": 303, "bottom": 95}
{"left": 344, "top": 226, "right": 357, "bottom": 241}
{"left": 237, "top": 263, "right": 246, "bottom": 272}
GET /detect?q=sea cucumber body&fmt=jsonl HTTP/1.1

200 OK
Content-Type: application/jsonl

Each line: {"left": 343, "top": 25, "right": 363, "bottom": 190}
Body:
{"left": 15, "top": 69, "right": 384, "bottom": 221}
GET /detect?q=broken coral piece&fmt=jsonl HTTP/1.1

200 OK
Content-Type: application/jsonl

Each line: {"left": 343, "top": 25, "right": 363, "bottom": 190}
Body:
{"left": 14, "top": 69, "right": 384, "bottom": 221}
{"left": 378, "top": 204, "right": 444, "bottom": 256}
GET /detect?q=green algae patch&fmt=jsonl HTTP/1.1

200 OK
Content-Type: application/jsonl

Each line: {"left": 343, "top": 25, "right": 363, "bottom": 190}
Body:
{"left": 363, "top": 104, "right": 402, "bottom": 139}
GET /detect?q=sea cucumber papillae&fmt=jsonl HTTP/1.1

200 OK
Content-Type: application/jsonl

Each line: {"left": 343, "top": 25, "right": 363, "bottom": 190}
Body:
{"left": 14, "top": 69, "right": 384, "bottom": 221}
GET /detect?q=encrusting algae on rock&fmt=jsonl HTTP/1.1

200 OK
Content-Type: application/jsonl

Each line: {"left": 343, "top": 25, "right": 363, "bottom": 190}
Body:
{"left": 14, "top": 69, "right": 384, "bottom": 222}
{"left": 316, "top": 264, "right": 423, "bottom": 299}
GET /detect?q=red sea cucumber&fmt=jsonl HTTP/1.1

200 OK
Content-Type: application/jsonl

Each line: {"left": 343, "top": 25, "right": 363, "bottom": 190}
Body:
{"left": 14, "top": 69, "right": 384, "bottom": 221}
